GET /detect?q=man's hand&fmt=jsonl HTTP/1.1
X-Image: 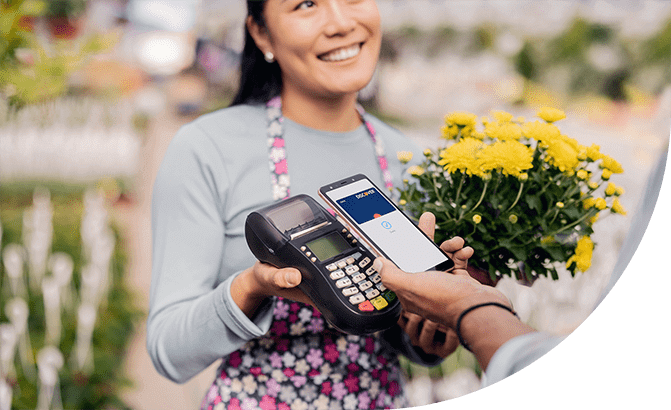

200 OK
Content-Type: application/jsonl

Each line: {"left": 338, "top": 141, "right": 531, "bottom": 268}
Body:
{"left": 394, "top": 212, "right": 473, "bottom": 357}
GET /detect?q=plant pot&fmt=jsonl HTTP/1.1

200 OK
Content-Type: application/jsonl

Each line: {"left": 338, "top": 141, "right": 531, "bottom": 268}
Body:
{"left": 46, "top": 16, "right": 81, "bottom": 40}
{"left": 466, "top": 264, "right": 499, "bottom": 287}
{"left": 18, "top": 16, "right": 36, "bottom": 32}
{"left": 466, "top": 264, "right": 535, "bottom": 287}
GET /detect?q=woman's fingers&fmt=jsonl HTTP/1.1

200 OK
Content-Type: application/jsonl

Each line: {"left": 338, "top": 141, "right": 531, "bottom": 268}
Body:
{"left": 418, "top": 212, "right": 436, "bottom": 241}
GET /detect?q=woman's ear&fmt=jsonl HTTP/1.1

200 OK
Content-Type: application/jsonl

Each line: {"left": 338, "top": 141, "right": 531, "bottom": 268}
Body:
{"left": 246, "top": 15, "right": 273, "bottom": 58}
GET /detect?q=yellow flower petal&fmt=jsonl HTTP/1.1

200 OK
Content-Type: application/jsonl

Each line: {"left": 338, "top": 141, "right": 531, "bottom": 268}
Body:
{"left": 538, "top": 107, "right": 566, "bottom": 123}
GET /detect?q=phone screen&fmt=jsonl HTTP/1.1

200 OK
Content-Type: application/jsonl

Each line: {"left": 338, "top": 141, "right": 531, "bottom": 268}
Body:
{"left": 322, "top": 178, "right": 451, "bottom": 273}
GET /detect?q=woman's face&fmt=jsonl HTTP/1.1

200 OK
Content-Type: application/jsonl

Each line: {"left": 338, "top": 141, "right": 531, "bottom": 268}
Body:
{"left": 255, "top": 0, "right": 382, "bottom": 100}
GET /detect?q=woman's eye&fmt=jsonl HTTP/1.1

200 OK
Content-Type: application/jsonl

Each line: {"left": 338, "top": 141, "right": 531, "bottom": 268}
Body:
{"left": 296, "top": 1, "right": 315, "bottom": 10}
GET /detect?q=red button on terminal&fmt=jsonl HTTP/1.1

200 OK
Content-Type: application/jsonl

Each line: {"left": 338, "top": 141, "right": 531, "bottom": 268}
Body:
{"left": 358, "top": 300, "right": 374, "bottom": 312}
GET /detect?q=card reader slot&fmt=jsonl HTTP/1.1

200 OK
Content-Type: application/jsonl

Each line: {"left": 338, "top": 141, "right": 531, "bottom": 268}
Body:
{"left": 289, "top": 221, "right": 330, "bottom": 240}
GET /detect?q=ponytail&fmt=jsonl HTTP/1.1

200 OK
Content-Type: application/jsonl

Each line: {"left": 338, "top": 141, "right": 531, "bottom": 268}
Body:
{"left": 230, "top": 0, "right": 282, "bottom": 106}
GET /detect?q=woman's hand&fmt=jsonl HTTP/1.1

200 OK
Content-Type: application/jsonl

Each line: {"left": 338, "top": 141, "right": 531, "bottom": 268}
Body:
{"left": 231, "top": 262, "right": 313, "bottom": 318}
{"left": 399, "top": 311, "right": 459, "bottom": 358}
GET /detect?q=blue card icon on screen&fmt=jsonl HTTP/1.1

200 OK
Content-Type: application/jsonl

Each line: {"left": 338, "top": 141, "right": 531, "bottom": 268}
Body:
{"left": 381, "top": 221, "right": 392, "bottom": 229}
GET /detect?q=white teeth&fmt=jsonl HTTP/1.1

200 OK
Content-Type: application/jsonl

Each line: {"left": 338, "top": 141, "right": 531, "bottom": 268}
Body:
{"left": 320, "top": 44, "right": 361, "bottom": 62}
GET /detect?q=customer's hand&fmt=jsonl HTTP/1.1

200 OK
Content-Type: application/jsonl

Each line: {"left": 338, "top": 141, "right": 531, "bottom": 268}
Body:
{"left": 375, "top": 257, "right": 509, "bottom": 330}
{"left": 394, "top": 212, "right": 471, "bottom": 357}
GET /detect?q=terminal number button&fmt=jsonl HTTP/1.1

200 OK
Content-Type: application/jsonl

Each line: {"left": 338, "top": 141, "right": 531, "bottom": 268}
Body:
{"left": 365, "top": 289, "right": 380, "bottom": 299}
{"left": 330, "top": 270, "right": 345, "bottom": 280}
{"left": 359, "top": 257, "right": 371, "bottom": 268}
{"left": 349, "top": 294, "right": 366, "bottom": 305}
{"left": 342, "top": 287, "right": 359, "bottom": 297}
{"left": 336, "top": 278, "right": 352, "bottom": 288}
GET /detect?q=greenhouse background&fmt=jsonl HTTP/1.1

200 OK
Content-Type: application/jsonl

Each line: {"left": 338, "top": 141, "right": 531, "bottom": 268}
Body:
{"left": 1, "top": 0, "right": 669, "bottom": 409}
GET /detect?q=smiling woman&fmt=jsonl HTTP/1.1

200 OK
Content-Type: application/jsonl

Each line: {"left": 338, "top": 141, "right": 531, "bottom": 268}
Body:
{"left": 147, "top": 1, "right": 465, "bottom": 409}
{"left": 240, "top": 0, "right": 383, "bottom": 131}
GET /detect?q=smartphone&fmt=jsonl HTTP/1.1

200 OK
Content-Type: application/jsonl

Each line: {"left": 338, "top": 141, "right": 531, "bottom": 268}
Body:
{"left": 319, "top": 174, "right": 455, "bottom": 273}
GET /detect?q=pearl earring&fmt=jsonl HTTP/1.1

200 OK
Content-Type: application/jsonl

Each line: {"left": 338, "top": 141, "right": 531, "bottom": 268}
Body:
{"left": 264, "top": 51, "right": 275, "bottom": 63}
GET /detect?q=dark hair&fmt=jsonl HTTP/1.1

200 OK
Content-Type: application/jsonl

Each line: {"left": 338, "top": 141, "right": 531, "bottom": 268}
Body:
{"left": 230, "top": 0, "right": 283, "bottom": 106}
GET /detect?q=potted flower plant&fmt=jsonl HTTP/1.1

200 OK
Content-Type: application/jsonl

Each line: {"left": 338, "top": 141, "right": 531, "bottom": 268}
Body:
{"left": 44, "top": 0, "right": 87, "bottom": 39}
{"left": 397, "top": 107, "right": 626, "bottom": 285}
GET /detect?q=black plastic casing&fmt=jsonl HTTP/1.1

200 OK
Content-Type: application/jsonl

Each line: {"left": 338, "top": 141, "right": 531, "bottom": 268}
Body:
{"left": 244, "top": 194, "right": 401, "bottom": 335}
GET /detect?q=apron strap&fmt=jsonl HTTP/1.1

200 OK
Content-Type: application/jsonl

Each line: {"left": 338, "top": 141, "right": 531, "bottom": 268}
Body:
{"left": 266, "top": 97, "right": 393, "bottom": 202}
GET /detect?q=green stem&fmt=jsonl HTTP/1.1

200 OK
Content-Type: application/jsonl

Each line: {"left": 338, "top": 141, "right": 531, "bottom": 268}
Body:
{"left": 468, "top": 180, "right": 489, "bottom": 214}
{"left": 505, "top": 182, "right": 524, "bottom": 212}
{"left": 525, "top": 209, "right": 598, "bottom": 245}
{"left": 430, "top": 172, "right": 456, "bottom": 223}
{"left": 452, "top": 173, "right": 465, "bottom": 214}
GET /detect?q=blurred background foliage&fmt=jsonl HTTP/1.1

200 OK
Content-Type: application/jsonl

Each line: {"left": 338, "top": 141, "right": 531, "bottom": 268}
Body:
{"left": 1, "top": 184, "right": 144, "bottom": 409}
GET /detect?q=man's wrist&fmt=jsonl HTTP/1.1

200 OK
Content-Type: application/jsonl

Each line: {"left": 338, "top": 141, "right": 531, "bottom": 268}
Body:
{"left": 456, "top": 302, "right": 518, "bottom": 352}
{"left": 444, "top": 291, "right": 511, "bottom": 329}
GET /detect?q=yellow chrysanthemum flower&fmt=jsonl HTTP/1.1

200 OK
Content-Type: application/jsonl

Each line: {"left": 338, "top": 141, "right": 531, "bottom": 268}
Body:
{"left": 566, "top": 236, "right": 594, "bottom": 272}
{"left": 522, "top": 121, "right": 561, "bottom": 143}
{"left": 600, "top": 155, "right": 624, "bottom": 174}
{"left": 585, "top": 144, "right": 603, "bottom": 162}
{"left": 473, "top": 214, "right": 482, "bottom": 224}
{"left": 583, "top": 197, "right": 596, "bottom": 209}
{"left": 611, "top": 198, "right": 627, "bottom": 215}
{"left": 601, "top": 169, "right": 613, "bottom": 180}
{"left": 589, "top": 214, "right": 599, "bottom": 225}
{"left": 556, "top": 202, "right": 565, "bottom": 208}
{"left": 399, "top": 199, "right": 407, "bottom": 206}
{"left": 577, "top": 169, "right": 589, "bottom": 180}
{"left": 446, "top": 111, "right": 478, "bottom": 127}
{"left": 407, "top": 166, "right": 425, "bottom": 176}
{"left": 543, "top": 135, "right": 581, "bottom": 174}
{"left": 442, "top": 111, "right": 478, "bottom": 140}
{"left": 397, "top": 151, "right": 413, "bottom": 164}
{"left": 538, "top": 107, "right": 567, "bottom": 123}
{"left": 508, "top": 214, "right": 518, "bottom": 224}
{"left": 595, "top": 197, "right": 608, "bottom": 210}
{"left": 492, "top": 110, "right": 514, "bottom": 123}
{"left": 605, "top": 182, "right": 618, "bottom": 196}
{"left": 476, "top": 140, "right": 534, "bottom": 178}
{"left": 485, "top": 121, "right": 523, "bottom": 141}
{"left": 438, "top": 138, "right": 484, "bottom": 176}
{"left": 588, "top": 181, "right": 599, "bottom": 190}
{"left": 423, "top": 148, "right": 433, "bottom": 157}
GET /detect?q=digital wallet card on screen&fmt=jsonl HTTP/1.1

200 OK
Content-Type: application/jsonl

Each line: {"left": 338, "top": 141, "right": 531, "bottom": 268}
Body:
{"left": 319, "top": 174, "right": 454, "bottom": 273}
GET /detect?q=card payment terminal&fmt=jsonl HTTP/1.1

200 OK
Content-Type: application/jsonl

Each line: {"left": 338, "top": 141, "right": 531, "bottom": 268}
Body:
{"left": 245, "top": 194, "right": 401, "bottom": 335}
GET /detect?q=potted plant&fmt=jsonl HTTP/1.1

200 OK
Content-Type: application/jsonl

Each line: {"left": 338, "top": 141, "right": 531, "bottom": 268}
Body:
{"left": 396, "top": 107, "right": 627, "bottom": 286}
{"left": 44, "top": 0, "right": 87, "bottom": 39}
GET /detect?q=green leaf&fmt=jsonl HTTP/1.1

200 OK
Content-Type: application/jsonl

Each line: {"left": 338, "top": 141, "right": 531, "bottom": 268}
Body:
{"left": 526, "top": 195, "right": 541, "bottom": 211}
{"left": 508, "top": 246, "right": 528, "bottom": 262}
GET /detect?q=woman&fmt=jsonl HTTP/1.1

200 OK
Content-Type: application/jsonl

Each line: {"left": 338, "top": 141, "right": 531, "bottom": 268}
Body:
{"left": 148, "top": 1, "right": 469, "bottom": 408}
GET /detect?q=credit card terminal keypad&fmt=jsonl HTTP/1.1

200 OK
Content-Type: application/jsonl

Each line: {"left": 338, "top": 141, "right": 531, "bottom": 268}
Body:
{"left": 308, "top": 228, "right": 396, "bottom": 313}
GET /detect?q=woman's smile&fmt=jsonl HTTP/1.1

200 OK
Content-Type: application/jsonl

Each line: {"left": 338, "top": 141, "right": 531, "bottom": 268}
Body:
{"left": 318, "top": 43, "right": 363, "bottom": 62}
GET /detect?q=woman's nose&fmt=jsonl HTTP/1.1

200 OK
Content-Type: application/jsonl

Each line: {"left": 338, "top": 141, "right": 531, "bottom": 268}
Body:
{"left": 324, "top": 1, "right": 357, "bottom": 37}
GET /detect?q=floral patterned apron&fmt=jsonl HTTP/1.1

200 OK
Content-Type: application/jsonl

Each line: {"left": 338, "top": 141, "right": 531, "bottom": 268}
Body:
{"left": 201, "top": 98, "right": 407, "bottom": 410}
